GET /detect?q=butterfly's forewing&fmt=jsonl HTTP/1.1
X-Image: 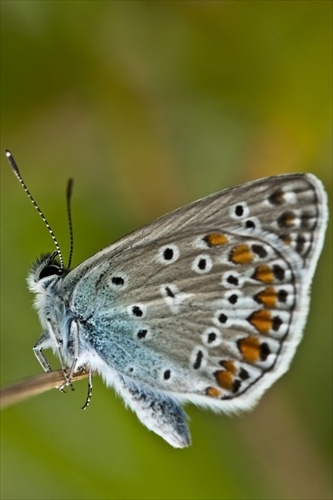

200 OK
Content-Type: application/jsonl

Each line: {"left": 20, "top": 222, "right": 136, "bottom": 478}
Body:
{"left": 66, "top": 174, "right": 327, "bottom": 415}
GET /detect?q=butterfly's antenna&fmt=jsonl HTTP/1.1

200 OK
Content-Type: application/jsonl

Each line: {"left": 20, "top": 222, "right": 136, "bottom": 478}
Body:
{"left": 5, "top": 150, "right": 65, "bottom": 270}
{"left": 66, "top": 178, "right": 74, "bottom": 269}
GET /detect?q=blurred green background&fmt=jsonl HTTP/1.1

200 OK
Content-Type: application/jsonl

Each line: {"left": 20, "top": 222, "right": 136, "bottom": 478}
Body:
{"left": 1, "top": 1, "right": 332, "bottom": 499}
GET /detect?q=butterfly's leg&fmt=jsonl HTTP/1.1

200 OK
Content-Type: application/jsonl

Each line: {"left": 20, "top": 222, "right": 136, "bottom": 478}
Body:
{"left": 45, "top": 317, "right": 74, "bottom": 392}
{"left": 33, "top": 331, "right": 53, "bottom": 372}
{"left": 63, "top": 319, "right": 82, "bottom": 391}
{"left": 115, "top": 376, "right": 191, "bottom": 448}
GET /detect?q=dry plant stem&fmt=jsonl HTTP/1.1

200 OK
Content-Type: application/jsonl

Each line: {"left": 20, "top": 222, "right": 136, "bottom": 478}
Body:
{"left": 0, "top": 370, "right": 88, "bottom": 410}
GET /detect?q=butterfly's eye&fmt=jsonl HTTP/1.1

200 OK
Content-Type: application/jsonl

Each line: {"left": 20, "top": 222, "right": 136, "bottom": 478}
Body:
{"left": 39, "top": 265, "right": 61, "bottom": 280}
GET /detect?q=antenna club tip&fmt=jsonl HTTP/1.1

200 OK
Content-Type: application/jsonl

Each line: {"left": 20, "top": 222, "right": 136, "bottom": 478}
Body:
{"left": 5, "top": 150, "right": 20, "bottom": 174}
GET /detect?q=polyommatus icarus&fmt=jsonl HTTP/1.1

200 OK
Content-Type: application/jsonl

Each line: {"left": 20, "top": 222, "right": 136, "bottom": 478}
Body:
{"left": 6, "top": 151, "right": 328, "bottom": 448}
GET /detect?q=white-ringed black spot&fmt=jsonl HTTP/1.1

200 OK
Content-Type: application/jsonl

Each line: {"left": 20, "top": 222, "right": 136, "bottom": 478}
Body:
{"left": 163, "top": 247, "right": 174, "bottom": 260}
{"left": 245, "top": 220, "right": 256, "bottom": 229}
{"left": 163, "top": 369, "right": 171, "bottom": 380}
{"left": 158, "top": 244, "right": 180, "bottom": 265}
{"left": 227, "top": 275, "right": 239, "bottom": 286}
{"left": 251, "top": 244, "right": 267, "bottom": 258}
{"left": 165, "top": 286, "right": 175, "bottom": 298}
{"left": 137, "top": 329, "right": 148, "bottom": 339}
{"left": 218, "top": 313, "right": 228, "bottom": 323}
{"left": 273, "top": 264, "right": 285, "bottom": 281}
{"left": 198, "top": 258, "right": 207, "bottom": 270}
{"left": 160, "top": 283, "right": 192, "bottom": 314}
{"left": 239, "top": 368, "right": 250, "bottom": 380}
{"left": 260, "top": 343, "right": 271, "bottom": 361}
{"left": 132, "top": 306, "right": 143, "bottom": 317}
{"left": 232, "top": 379, "right": 242, "bottom": 393}
{"left": 111, "top": 276, "right": 124, "bottom": 286}
{"left": 229, "top": 202, "right": 249, "bottom": 220}
{"left": 272, "top": 316, "right": 283, "bottom": 331}
{"left": 207, "top": 332, "right": 217, "bottom": 343}
{"left": 192, "top": 254, "right": 212, "bottom": 274}
{"left": 235, "top": 205, "right": 244, "bottom": 217}
{"left": 228, "top": 294, "right": 238, "bottom": 305}
{"left": 202, "top": 327, "right": 221, "bottom": 347}
{"left": 278, "top": 289, "right": 288, "bottom": 302}
{"left": 221, "top": 271, "right": 245, "bottom": 290}
{"left": 193, "top": 350, "right": 203, "bottom": 369}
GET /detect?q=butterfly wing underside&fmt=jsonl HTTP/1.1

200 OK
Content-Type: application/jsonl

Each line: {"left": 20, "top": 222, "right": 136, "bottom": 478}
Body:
{"left": 66, "top": 174, "right": 327, "bottom": 447}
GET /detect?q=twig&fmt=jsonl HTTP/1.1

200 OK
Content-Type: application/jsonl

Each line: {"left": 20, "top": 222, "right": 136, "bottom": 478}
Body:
{"left": 0, "top": 370, "right": 88, "bottom": 410}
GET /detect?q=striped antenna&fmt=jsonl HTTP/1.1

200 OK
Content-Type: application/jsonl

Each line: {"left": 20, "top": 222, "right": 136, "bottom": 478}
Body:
{"left": 5, "top": 150, "right": 65, "bottom": 270}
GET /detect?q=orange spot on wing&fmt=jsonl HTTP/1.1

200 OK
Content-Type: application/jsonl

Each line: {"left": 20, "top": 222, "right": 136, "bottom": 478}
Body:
{"left": 205, "top": 386, "right": 223, "bottom": 398}
{"left": 215, "top": 370, "right": 234, "bottom": 390}
{"left": 248, "top": 310, "right": 272, "bottom": 334}
{"left": 237, "top": 336, "right": 261, "bottom": 363}
{"left": 256, "top": 287, "right": 277, "bottom": 309}
{"left": 220, "top": 360, "right": 237, "bottom": 374}
{"left": 230, "top": 244, "right": 254, "bottom": 265}
{"left": 205, "top": 233, "right": 229, "bottom": 246}
{"left": 253, "top": 265, "right": 274, "bottom": 283}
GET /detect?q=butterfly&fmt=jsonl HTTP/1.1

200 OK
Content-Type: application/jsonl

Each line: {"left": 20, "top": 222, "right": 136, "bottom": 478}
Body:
{"left": 6, "top": 150, "right": 328, "bottom": 447}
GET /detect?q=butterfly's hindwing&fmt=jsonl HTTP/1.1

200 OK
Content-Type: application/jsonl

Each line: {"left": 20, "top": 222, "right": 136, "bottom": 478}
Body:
{"left": 60, "top": 174, "right": 327, "bottom": 414}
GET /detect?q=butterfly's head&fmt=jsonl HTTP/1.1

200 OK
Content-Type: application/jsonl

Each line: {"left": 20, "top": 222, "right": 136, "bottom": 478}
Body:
{"left": 27, "top": 251, "right": 66, "bottom": 295}
{"left": 5, "top": 150, "right": 75, "bottom": 293}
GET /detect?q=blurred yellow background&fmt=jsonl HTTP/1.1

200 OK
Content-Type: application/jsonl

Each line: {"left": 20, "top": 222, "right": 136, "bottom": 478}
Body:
{"left": 1, "top": 1, "right": 331, "bottom": 499}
